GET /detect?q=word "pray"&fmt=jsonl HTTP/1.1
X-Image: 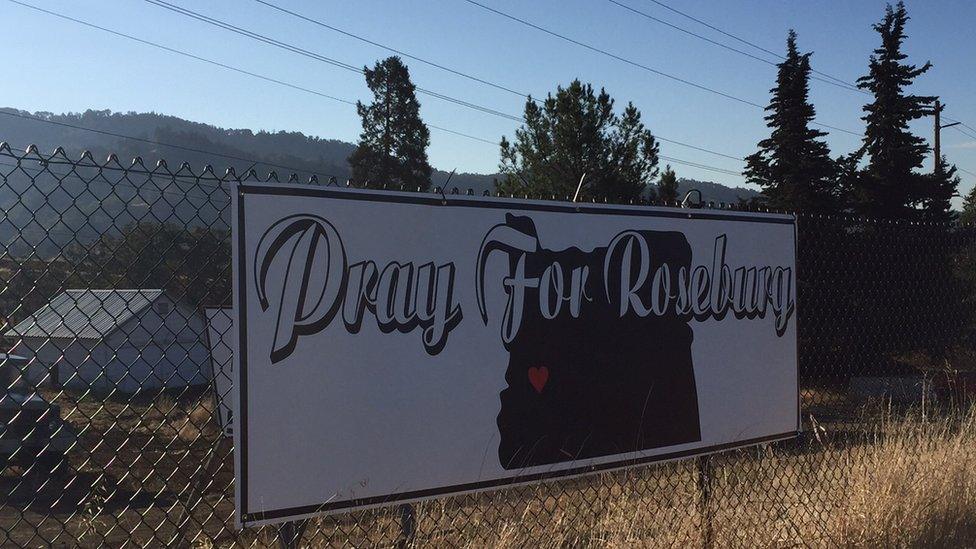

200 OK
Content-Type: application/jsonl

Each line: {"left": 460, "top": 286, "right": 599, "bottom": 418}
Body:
{"left": 254, "top": 215, "right": 462, "bottom": 363}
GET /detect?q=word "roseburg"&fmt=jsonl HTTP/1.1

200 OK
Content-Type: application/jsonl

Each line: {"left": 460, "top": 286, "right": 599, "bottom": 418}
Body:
{"left": 605, "top": 232, "right": 794, "bottom": 333}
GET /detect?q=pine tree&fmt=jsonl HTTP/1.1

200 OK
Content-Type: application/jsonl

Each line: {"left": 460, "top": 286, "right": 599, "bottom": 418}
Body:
{"left": 919, "top": 156, "right": 960, "bottom": 222}
{"left": 497, "top": 80, "right": 659, "bottom": 203}
{"left": 743, "top": 30, "right": 837, "bottom": 213}
{"left": 961, "top": 184, "right": 976, "bottom": 225}
{"left": 657, "top": 164, "right": 679, "bottom": 204}
{"left": 349, "top": 56, "right": 432, "bottom": 191}
{"left": 851, "top": 2, "right": 935, "bottom": 219}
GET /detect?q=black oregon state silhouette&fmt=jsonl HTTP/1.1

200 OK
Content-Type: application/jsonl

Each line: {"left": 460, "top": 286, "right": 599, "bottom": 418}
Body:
{"left": 493, "top": 214, "right": 701, "bottom": 469}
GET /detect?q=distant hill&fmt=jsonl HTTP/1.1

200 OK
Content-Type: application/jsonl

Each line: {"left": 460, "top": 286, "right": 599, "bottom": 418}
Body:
{"left": 0, "top": 107, "right": 756, "bottom": 197}
{"left": 0, "top": 108, "right": 757, "bottom": 256}
{"left": 676, "top": 178, "right": 759, "bottom": 205}
{"left": 0, "top": 107, "right": 498, "bottom": 190}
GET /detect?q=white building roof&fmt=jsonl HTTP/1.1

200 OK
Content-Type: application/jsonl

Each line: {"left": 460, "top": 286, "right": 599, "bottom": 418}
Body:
{"left": 4, "top": 289, "right": 165, "bottom": 340}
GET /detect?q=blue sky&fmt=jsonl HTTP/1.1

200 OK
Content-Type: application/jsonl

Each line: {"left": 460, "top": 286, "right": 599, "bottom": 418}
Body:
{"left": 2, "top": 0, "right": 974, "bottom": 200}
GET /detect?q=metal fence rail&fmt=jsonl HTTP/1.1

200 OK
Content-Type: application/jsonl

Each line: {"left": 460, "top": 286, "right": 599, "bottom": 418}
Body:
{"left": 1, "top": 144, "right": 974, "bottom": 547}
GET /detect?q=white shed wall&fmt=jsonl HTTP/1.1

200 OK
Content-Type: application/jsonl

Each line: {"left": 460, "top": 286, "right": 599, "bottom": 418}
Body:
{"left": 11, "top": 337, "right": 98, "bottom": 387}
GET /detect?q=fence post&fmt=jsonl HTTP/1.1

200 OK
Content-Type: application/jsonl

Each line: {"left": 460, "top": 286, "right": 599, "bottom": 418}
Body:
{"left": 277, "top": 519, "right": 308, "bottom": 549}
{"left": 697, "top": 455, "right": 713, "bottom": 548}
{"left": 397, "top": 503, "right": 416, "bottom": 548}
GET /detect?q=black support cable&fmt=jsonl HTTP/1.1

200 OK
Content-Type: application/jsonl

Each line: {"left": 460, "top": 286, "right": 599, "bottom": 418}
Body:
{"left": 249, "top": 0, "right": 747, "bottom": 163}
{"left": 659, "top": 155, "right": 743, "bottom": 177}
{"left": 605, "top": 0, "right": 862, "bottom": 93}
{"left": 946, "top": 123, "right": 976, "bottom": 141}
{"left": 5, "top": 0, "right": 355, "bottom": 106}
{"left": 143, "top": 0, "right": 524, "bottom": 122}
{"left": 641, "top": 0, "right": 976, "bottom": 134}
{"left": 460, "top": 0, "right": 764, "bottom": 110}
{"left": 4, "top": 0, "right": 749, "bottom": 178}
{"left": 458, "top": 0, "right": 862, "bottom": 137}
{"left": 2, "top": 110, "right": 747, "bottom": 180}
{"left": 4, "top": 0, "right": 498, "bottom": 147}
{"left": 251, "top": 0, "right": 531, "bottom": 101}
{"left": 953, "top": 120, "right": 976, "bottom": 135}
{"left": 0, "top": 110, "right": 339, "bottom": 179}
{"left": 642, "top": 0, "right": 859, "bottom": 90}
{"left": 5, "top": 0, "right": 972, "bottom": 182}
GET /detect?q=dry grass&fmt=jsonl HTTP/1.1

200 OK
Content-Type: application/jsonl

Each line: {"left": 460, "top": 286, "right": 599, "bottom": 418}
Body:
{"left": 374, "top": 407, "right": 976, "bottom": 548}
{"left": 820, "top": 413, "right": 976, "bottom": 547}
{"left": 3, "top": 394, "right": 974, "bottom": 547}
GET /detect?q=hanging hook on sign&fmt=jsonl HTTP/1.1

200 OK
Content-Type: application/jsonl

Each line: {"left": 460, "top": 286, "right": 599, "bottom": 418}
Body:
{"left": 439, "top": 168, "right": 457, "bottom": 205}
{"left": 681, "top": 189, "right": 703, "bottom": 209}
{"left": 571, "top": 173, "right": 587, "bottom": 203}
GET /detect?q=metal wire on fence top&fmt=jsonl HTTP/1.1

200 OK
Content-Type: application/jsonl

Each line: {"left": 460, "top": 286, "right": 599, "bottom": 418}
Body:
{"left": 0, "top": 145, "right": 974, "bottom": 547}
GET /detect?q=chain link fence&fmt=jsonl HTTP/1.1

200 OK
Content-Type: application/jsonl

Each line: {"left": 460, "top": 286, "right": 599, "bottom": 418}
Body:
{"left": 1, "top": 144, "right": 975, "bottom": 547}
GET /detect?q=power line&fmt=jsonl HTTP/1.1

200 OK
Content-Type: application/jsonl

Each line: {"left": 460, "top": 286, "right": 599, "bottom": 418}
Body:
{"left": 8, "top": 111, "right": 748, "bottom": 179}
{"left": 5, "top": 0, "right": 355, "bottom": 106}
{"left": 182, "top": 0, "right": 797, "bottom": 153}
{"left": 0, "top": 110, "right": 339, "bottom": 179}
{"left": 659, "top": 155, "right": 742, "bottom": 177}
{"left": 460, "top": 0, "right": 764, "bottom": 109}
{"left": 646, "top": 0, "right": 786, "bottom": 59}
{"left": 143, "top": 0, "right": 524, "bottom": 122}
{"left": 946, "top": 123, "right": 976, "bottom": 141}
{"left": 7, "top": 0, "right": 965, "bottom": 184}
{"left": 656, "top": 138, "right": 742, "bottom": 162}
{"left": 0, "top": 49, "right": 745, "bottom": 183}
{"left": 4, "top": 0, "right": 497, "bottom": 148}
{"left": 948, "top": 119, "right": 976, "bottom": 135}
{"left": 150, "top": 1, "right": 963, "bottom": 182}
{"left": 4, "top": 0, "right": 747, "bottom": 180}
{"left": 605, "top": 0, "right": 862, "bottom": 93}
{"left": 639, "top": 0, "right": 976, "bottom": 136}
{"left": 250, "top": 0, "right": 746, "bottom": 162}
{"left": 426, "top": 125, "right": 499, "bottom": 146}
{"left": 0, "top": 0, "right": 587, "bottom": 154}
{"left": 172, "top": 1, "right": 762, "bottom": 157}
{"left": 459, "top": 0, "right": 862, "bottom": 137}
{"left": 641, "top": 0, "right": 859, "bottom": 91}
{"left": 251, "top": 0, "right": 531, "bottom": 100}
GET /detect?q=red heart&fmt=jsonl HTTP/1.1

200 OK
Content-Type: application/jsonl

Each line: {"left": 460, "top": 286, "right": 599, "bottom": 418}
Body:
{"left": 528, "top": 366, "right": 549, "bottom": 393}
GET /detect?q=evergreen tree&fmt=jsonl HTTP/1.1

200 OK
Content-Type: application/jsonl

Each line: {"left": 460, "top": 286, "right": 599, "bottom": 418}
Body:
{"left": 959, "top": 181, "right": 976, "bottom": 225}
{"left": 851, "top": 2, "right": 935, "bottom": 218}
{"left": 657, "top": 164, "right": 678, "bottom": 204}
{"left": 920, "top": 156, "right": 960, "bottom": 222}
{"left": 744, "top": 30, "right": 837, "bottom": 213}
{"left": 349, "top": 56, "right": 432, "bottom": 191}
{"left": 497, "top": 80, "right": 659, "bottom": 202}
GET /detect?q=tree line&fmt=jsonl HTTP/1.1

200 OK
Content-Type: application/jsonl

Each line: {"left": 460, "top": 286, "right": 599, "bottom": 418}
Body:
{"left": 349, "top": 2, "right": 967, "bottom": 221}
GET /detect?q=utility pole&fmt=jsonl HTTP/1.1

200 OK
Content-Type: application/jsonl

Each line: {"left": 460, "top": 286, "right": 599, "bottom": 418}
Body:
{"left": 932, "top": 99, "right": 960, "bottom": 175}
{"left": 934, "top": 99, "right": 941, "bottom": 173}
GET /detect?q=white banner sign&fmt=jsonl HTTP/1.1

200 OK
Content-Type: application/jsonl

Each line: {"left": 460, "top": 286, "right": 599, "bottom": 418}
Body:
{"left": 233, "top": 184, "right": 798, "bottom": 526}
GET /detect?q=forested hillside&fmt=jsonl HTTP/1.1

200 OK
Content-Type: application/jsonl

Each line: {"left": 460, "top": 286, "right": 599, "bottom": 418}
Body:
{"left": 0, "top": 108, "right": 757, "bottom": 198}
{"left": 0, "top": 108, "right": 758, "bottom": 258}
